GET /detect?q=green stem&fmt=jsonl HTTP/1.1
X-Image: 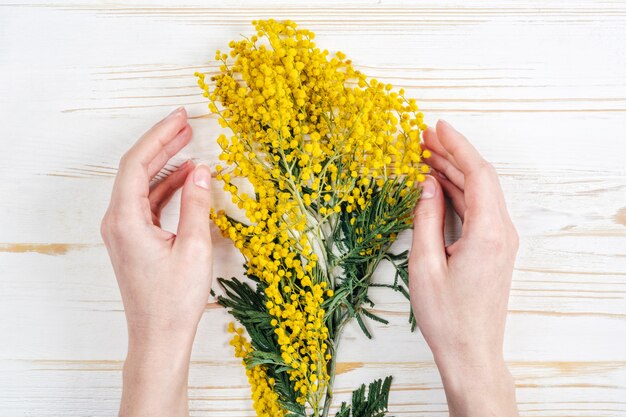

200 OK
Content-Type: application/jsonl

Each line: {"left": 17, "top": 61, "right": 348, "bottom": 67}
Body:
{"left": 321, "top": 316, "right": 348, "bottom": 417}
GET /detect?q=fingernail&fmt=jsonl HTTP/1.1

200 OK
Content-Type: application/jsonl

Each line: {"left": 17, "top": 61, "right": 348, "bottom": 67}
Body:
{"left": 179, "top": 159, "right": 193, "bottom": 169}
{"left": 193, "top": 164, "right": 212, "bottom": 190}
{"left": 420, "top": 175, "right": 437, "bottom": 199}
{"left": 166, "top": 106, "right": 183, "bottom": 120}
{"left": 438, "top": 119, "right": 453, "bottom": 130}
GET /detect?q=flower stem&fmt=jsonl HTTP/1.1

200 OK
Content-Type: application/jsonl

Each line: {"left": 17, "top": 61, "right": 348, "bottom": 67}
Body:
{"left": 321, "top": 317, "right": 347, "bottom": 417}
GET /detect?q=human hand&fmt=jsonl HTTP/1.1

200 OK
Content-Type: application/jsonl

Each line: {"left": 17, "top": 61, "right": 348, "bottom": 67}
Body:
{"left": 100, "top": 107, "right": 213, "bottom": 417}
{"left": 408, "top": 120, "right": 519, "bottom": 417}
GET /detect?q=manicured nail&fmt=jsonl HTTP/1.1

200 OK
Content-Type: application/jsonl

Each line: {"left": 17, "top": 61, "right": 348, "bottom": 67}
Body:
{"left": 179, "top": 159, "right": 193, "bottom": 170}
{"left": 193, "top": 164, "right": 212, "bottom": 190}
{"left": 438, "top": 119, "right": 453, "bottom": 130}
{"left": 166, "top": 106, "right": 183, "bottom": 120}
{"left": 421, "top": 175, "right": 437, "bottom": 199}
{"left": 432, "top": 169, "right": 445, "bottom": 180}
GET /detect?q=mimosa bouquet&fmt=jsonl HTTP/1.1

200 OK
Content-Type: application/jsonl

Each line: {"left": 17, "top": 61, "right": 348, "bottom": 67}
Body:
{"left": 196, "top": 19, "right": 430, "bottom": 417}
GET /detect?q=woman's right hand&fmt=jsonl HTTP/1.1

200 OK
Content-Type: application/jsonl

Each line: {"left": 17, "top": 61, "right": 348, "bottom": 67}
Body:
{"left": 100, "top": 107, "right": 214, "bottom": 417}
{"left": 408, "top": 120, "right": 520, "bottom": 417}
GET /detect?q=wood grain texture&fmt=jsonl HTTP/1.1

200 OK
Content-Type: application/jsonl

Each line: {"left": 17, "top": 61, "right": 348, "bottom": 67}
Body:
{"left": 1, "top": 1, "right": 625, "bottom": 416}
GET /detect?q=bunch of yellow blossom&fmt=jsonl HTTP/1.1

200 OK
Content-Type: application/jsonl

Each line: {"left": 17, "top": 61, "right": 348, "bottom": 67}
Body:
{"left": 197, "top": 19, "right": 429, "bottom": 417}
{"left": 229, "top": 323, "right": 286, "bottom": 416}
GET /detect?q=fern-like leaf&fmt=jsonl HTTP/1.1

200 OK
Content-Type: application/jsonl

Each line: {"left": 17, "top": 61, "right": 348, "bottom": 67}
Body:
{"left": 334, "top": 376, "right": 393, "bottom": 417}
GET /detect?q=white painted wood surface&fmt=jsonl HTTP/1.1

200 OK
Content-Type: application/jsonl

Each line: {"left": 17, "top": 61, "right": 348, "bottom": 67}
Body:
{"left": 1, "top": 1, "right": 625, "bottom": 415}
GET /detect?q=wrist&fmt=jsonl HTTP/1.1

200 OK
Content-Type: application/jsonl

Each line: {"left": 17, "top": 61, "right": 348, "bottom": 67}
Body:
{"left": 125, "top": 309, "right": 200, "bottom": 347}
{"left": 120, "top": 327, "right": 195, "bottom": 417}
{"left": 127, "top": 323, "right": 197, "bottom": 354}
{"left": 435, "top": 354, "right": 518, "bottom": 417}
{"left": 125, "top": 327, "right": 195, "bottom": 395}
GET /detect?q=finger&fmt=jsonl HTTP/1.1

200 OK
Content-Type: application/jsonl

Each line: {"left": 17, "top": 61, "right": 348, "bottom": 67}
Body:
{"left": 128, "top": 107, "right": 189, "bottom": 172}
{"left": 111, "top": 107, "right": 189, "bottom": 216}
{"left": 409, "top": 175, "right": 447, "bottom": 272}
{"left": 435, "top": 120, "right": 502, "bottom": 229}
{"left": 433, "top": 170, "right": 466, "bottom": 222}
{"left": 422, "top": 127, "right": 447, "bottom": 157}
{"left": 147, "top": 123, "right": 193, "bottom": 179}
{"left": 174, "top": 163, "right": 213, "bottom": 253}
{"left": 423, "top": 126, "right": 461, "bottom": 171}
{"left": 148, "top": 160, "right": 195, "bottom": 225}
{"left": 426, "top": 151, "right": 465, "bottom": 191}
{"left": 445, "top": 240, "right": 461, "bottom": 257}
{"left": 435, "top": 119, "right": 485, "bottom": 176}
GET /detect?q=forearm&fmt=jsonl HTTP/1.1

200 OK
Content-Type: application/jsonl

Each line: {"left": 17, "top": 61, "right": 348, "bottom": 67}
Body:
{"left": 436, "top": 355, "right": 519, "bottom": 417}
{"left": 119, "top": 329, "right": 195, "bottom": 417}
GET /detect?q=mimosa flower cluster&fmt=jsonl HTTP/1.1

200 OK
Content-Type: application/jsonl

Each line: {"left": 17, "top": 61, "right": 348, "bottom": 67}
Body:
{"left": 197, "top": 19, "right": 429, "bottom": 417}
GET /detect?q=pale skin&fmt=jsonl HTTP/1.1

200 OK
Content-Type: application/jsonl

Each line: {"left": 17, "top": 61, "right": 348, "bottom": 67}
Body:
{"left": 101, "top": 108, "right": 520, "bottom": 417}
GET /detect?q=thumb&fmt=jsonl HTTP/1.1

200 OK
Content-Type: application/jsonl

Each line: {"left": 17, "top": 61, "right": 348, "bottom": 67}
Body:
{"left": 175, "top": 163, "right": 213, "bottom": 251}
{"left": 409, "top": 175, "right": 447, "bottom": 267}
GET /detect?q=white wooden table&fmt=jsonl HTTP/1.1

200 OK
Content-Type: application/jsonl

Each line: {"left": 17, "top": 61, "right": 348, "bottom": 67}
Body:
{"left": 1, "top": 1, "right": 625, "bottom": 416}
